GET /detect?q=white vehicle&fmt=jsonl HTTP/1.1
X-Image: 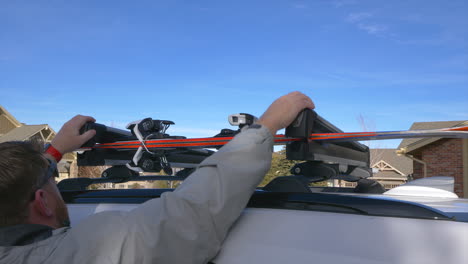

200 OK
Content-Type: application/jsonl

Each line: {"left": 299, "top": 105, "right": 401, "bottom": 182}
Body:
{"left": 61, "top": 112, "right": 468, "bottom": 264}
{"left": 63, "top": 178, "right": 468, "bottom": 264}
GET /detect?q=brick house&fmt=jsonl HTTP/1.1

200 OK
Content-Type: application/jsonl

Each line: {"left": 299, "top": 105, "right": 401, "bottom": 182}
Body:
{"left": 397, "top": 120, "right": 468, "bottom": 198}
{"left": 0, "top": 105, "right": 78, "bottom": 181}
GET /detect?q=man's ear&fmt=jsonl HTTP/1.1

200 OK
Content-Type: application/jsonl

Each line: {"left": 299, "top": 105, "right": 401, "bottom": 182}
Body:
{"left": 32, "top": 189, "right": 53, "bottom": 217}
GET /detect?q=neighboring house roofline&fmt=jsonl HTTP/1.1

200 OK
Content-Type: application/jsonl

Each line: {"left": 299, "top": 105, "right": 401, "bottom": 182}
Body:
{"left": 0, "top": 105, "right": 22, "bottom": 128}
{"left": 398, "top": 120, "right": 468, "bottom": 154}
{"left": 0, "top": 124, "right": 56, "bottom": 143}
{"left": 370, "top": 148, "right": 413, "bottom": 176}
{"left": 371, "top": 160, "right": 406, "bottom": 176}
{"left": 0, "top": 105, "right": 74, "bottom": 158}
{"left": 370, "top": 176, "right": 408, "bottom": 181}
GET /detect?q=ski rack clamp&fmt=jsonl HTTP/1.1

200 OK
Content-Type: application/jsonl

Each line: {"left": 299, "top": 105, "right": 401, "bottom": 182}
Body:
{"left": 285, "top": 109, "right": 371, "bottom": 181}
{"left": 125, "top": 118, "right": 175, "bottom": 175}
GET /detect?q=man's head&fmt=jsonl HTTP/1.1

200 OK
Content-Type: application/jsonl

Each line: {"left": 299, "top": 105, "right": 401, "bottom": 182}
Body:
{"left": 0, "top": 141, "right": 69, "bottom": 229}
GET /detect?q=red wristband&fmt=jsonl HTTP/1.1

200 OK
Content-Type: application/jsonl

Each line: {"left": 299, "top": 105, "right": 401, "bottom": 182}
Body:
{"left": 45, "top": 144, "right": 63, "bottom": 162}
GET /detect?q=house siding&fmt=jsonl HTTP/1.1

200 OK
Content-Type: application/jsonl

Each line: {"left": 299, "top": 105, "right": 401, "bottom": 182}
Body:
{"left": 411, "top": 138, "right": 465, "bottom": 197}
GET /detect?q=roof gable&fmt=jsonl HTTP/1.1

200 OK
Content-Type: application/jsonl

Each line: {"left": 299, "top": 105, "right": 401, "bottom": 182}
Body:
{"left": 372, "top": 160, "right": 405, "bottom": 175}
{"left": 0, "top": 125, "right": 55, "bottom": 143}
{"left": 0, "top": 105, "right": 22, "bottom": 135}
{"left": 0, "top": 106, "right": 21, "bottom": 126}
{"left": 371, "top": 171, "right": 408, "bottom": 180}
{"left": 398, "top": 120, "right": 468, "bottom": 153}
{"left": 370, "top": 148, "right": 413, "bottom": 175}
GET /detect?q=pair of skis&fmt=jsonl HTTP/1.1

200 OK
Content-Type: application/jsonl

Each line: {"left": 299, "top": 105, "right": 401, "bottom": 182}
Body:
{"left": 77, "top": 113, "right": 467, "bottom": 174}
{"left": 82, "top": 125, "right": 468, "bottom": 150}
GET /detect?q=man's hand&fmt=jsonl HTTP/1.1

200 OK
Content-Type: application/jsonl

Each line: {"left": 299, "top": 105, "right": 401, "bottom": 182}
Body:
{"left": 258, "top": 91, "right": 315, "bottom": 135}
{"left": 50, "top": 115, "right": 97, "bottom": 154}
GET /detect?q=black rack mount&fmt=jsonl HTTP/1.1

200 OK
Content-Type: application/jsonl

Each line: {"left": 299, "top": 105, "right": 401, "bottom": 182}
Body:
{"left": 285, "top": 109, "right": 371, "bottom": 183}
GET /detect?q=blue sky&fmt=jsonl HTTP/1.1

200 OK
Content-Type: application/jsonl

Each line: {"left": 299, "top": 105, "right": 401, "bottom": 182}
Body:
{"left": 1, "top": 0, "right": 467, "bottom": 148}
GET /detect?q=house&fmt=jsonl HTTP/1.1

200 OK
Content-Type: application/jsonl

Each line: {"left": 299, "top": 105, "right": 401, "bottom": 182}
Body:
{"left": 397, "top": 120, "right": 468, "bottom": 198}
{"left": 339, "top": 148, "right": 412, "bottom": 189}
{"left": 369, "top": 148, "right": 412, "bottom": 189}
{"left": 0, "top": 106, "right": 55, "bottom": 143}
{"left": 0, "top": 105, "right": 77, "bottom": 181}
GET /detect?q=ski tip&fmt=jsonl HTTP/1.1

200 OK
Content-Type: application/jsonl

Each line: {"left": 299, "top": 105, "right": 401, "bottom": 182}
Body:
{"left": 447, "top": 126, "right": 468, "bottom": 132}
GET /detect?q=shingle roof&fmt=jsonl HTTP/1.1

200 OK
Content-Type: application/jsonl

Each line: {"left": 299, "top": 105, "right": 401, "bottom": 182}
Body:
{"left": 0, "top": 125, "right": 49, "bottom": 143}
{"left": 398, "top": 120, "right": 466, "bottom": 149}
{"left": 370, "top": 171, "right": 408, "bottom": 180}
{"left": 370, "top": 148, "right": 413, "bottom": 175}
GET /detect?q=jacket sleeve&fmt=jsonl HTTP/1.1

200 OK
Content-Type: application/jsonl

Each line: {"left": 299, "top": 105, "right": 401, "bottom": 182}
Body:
{"left": 66, "top": 126, "right": 274, "bottom": 264}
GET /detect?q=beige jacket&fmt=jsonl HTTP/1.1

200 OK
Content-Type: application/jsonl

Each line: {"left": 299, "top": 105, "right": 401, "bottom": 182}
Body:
{"left": 0, "top": 126, "right": 273, "bottom": 264}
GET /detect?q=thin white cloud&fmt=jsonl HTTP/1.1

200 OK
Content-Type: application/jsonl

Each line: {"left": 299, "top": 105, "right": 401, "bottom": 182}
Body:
{"left": 376, "top": 103, "right": 468, "bottom": 122}
{"left": 292, "top": 3, "right": 307, "bottom": 9}
{"left": 346, "top": 12, "right": 373, "bottom": 23}
{"left": 401, "top": 13, "right": 424, "bottom": 23}
{"left": 345, "top": 12, "right": 387, "bottom": 36}
{"left": 357, "top": 23, "right": 387, "bottom": 34}
{"left": 332, "top": 0, "right": 356, "bottom": 8}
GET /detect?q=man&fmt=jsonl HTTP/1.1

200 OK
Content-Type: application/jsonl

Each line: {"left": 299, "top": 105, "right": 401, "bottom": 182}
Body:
{"left": 0, "top": 91, "right": 314, "bottom": 263}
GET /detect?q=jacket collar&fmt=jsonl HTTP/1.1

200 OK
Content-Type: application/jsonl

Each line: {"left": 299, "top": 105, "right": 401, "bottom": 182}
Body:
{"left": 0, "top": 224, "right": 53, "bottom": 246}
